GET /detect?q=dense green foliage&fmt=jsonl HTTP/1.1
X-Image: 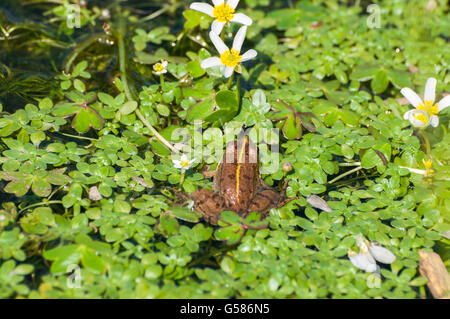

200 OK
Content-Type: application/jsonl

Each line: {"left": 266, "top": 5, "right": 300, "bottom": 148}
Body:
{"left": 0, "top": 0, "right": 448, "bottom": 298}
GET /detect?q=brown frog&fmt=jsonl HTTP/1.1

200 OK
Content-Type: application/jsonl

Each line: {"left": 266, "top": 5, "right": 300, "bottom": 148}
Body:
{"left": 190, "top": 136, "right": 294, "bottom": 225}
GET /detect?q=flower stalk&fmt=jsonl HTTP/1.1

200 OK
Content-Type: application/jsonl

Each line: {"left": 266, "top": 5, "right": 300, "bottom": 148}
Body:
{"left": 117, "top": 17, "right": 178, "bottom": 154}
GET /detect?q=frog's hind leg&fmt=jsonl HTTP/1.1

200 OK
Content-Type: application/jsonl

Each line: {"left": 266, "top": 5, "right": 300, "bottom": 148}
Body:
{"left": 191, "top": 189, "right": 227, "bottom": 226}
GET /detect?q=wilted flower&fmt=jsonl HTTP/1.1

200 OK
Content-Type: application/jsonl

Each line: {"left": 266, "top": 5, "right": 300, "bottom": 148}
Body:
{"left": 348, "top": 235, "right": 396, "bottom": 273}
{"left": 190, "top": 0, "right": 252, "bottom": 34}
{"left": 306, "top": 195, "right": 332, "bottom": 212}
{"left": 172, "top": 153, "right": 196, "bottom": 170}
{"left": 201, "top": 26, "right": 257, "bottom": 78}
{"left": 153, "top": 60, "right": 168, "bottom": 75}
{"left": 401, "top": 77, "right": 450, "bottom": 128}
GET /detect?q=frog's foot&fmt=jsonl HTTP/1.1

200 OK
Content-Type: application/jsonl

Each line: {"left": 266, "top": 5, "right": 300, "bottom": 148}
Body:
{"left": 191, "top": 189, "right": 227, "bottom": 226}
{"left": 276, "top": 196, "right": 297, "bottom": 210}
{"left": 278, "top": 180, "right": 297, "bottom": 208}
{"left": 200, "top": 166, "right": 217, "bottom": 179}
{"left": 169, "top": 187, "right": 190, "bottom": 203}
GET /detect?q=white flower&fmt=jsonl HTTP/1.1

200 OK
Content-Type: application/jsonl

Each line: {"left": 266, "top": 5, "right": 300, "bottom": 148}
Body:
{"left": 172, "top": 154, "right": 196, "bottom": 170}
{"left": 401, "top": 77, "right": 450, "bottom": 128}
{"left": 201, "top": 26, "right": 257, "bottom": 78}
{"left": 190, "top": 0, "right": 252, "bottom": 34}
{"left": 153, "top": 60, "right": 168, "bottom": 75}
{"left": 348, "top": 235, "right": 396, "bottom": 272}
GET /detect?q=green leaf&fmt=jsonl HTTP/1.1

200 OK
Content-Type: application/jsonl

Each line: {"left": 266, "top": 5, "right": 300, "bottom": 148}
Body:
{"left": 187, "top": 61, "right": 206, "bottom": 78}
{"left": 386, "top": 69, "right": 413, "bottom": 89}
{"left": 371, "top": 70, "right": 389, "bottom": 94}
{"left": 170, "top": 206, "right": 203, "bottom": 223}
{"left": 43, "top": 245, "right": 82, "bottom": 274}
{"left": 120, "top": 100, "right": 138, "bottom": 115}
{"left": 350, "top": 64, "right": 379, "bottom": 81}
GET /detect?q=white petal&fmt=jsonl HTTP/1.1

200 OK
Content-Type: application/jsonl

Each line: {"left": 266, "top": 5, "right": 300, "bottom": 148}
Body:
{"left": 430, "top": 115, "right": 439, "bottom": 127}
{"left": 411, "top": 118, "right": 426, "bottom": 128}
{"left": 400, "top": 87, "right": 423, "bottom": 107}
{"left": 190, "top": 3, "right": 214, "bottom": 17}
{"left": 201, "top": 57, "right": 222, "bottom": 69}
{"left": 368, "top": 244, "right": 396, "bottom": 264}
{"left": 209, "top": 31, "right": 228, "bottom": 55}
{"left": 211, "top": 20, "right": 226, "bottom": 35}
{"left": 403, "top": 110, "right": 413, "bottom": 120}
{"left": 424, "top": 77, "right": 437, "bottom": 103}
{"left": 173, "top": 161, "right": 182, "bottom": 168}
{"left": 212, "top": 0, "right": 224, "bottom": 6}
{"left": 348, "top": 252, "right": 377, "bottom": 273}
{"left": 161, "top": 61, "right": 168, "bottom": 68}
{"left": 180, "top": 154, "right": 189, "bottom": 162}
{"left": 230, "top": 13, "right": 252, "bottom": 26}
{"left": 224, "top": 66, "right": 235, "bottom": 78}
{"left": 226, "top": 0, "right": 240, "bottom": 9}
{"left": 232, "top": 26, "right": 247, "bottom": 52}
{"left": 241, "top": 49, "right": 257, "bottom": 62}
{"left": 437, "top": 95, "right": 450, "bottom": 112}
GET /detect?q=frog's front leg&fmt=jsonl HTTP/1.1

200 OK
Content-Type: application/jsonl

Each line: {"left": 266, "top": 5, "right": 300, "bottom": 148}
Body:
{"left": 246, "top": 188, "right": 296, "bottom": 220}
{"left": 191, "top": 189, "right": 227, "bottom": 226}
{"left": 246, "top": 190, "right": 283, "bottom": 219}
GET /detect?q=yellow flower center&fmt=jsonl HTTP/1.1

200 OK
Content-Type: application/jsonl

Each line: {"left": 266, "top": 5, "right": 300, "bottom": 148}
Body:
{"left": 417, "top": 100, "right": 438, "bottom": 116}
{"left": 414, "top": 113, "right": 428, "bottom": 126}
{"left": 153, "top": 63, "right": 164, "bottom": 72}
{"left": 220, "top": 49, "right": 242, "bottom": 68}
{"left": 181, "top": 160, "right": 190, "bottom": 168}
{"left": 213, "top": 3, "right": 235, "bottom": 23}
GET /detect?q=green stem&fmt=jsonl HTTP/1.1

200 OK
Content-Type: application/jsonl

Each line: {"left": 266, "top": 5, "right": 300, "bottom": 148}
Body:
{"left": 339, "top": 162, "right": 361, "bottom": 167}
{"left": 60, "top": 132, "right": 98, "bottom": 141}
{"left": 420, "top": 129, "right": 431, "bottom": 156}
{"left": 221, "top": 27, "right": 225, "bottom": 42}
{"left": 160, "top": 74, "right": 165, "bottom": 86}
{"left": 117, "top": 16, "right": 177, "bottom": 154}
{"left": 226, "top": 72, "right": 234, "bottom": 89}
{"left": 329, "top": 166, "right": 363, "bottom": 184}
{"left": 65, "top": 34, "right": 105, "bottom": 73}
{"left": 179, "top": 169, "right": 186, "bottom": 187}
{"left": 138, "top": 5, "right": 170, "bottom": 23}
{"left": 19, "top": 201, "right": 63, "bottom": 214}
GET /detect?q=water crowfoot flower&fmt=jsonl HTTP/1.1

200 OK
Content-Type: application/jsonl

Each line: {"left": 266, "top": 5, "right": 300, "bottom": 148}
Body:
{"left": 172, "top": 154, "right": 196, "bottom": 170}
{"left": 401, "top": 77, "right": 450, "bottom": 128}
{"left": 153, "top": 60, "right": 168, "bottom": 75}
{"left": 190, "top": 0, "right": 252, "bottom": 34}
{"left": 201, "top": 26, "right": 257, "bottom": 78}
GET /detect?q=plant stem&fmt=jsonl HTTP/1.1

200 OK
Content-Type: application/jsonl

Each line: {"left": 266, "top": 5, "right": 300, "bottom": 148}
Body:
{"left": 226, "top": 72, "right": 234, "bottom": 89}
{"left": 338, "top": 162, "right": 361, "bottom": 167}
{"left": 65, "top": 34, "right": 105, "bottom": 73}
{"left": 138, "top": 5, "right": 170, "bottom": 23}
{"left": 221, "top": 27, "right": 225, "bottom": 42}
{"left": 160, "top": 74, "right": 165, "bottom": 86}
{"left": 60, "top": 132, "right": 98, "bottom": 141}
{"left": 19, "top": 201, "right": 63, "bottom": 214}
{"left": 329, "top": 166, "right": 363, "bottom": 184}
{"left": 117, "top": 16, "right": 178, "bottom": 154}
{"left": 179, "top": 169, "right": 186, "bottom": 187}
{"left": 420, "top": 129, "right": 431, "bottom": 156}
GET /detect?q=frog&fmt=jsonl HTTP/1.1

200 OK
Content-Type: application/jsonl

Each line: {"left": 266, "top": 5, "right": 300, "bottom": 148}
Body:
{"left": 189, "top": 136, "right": 294, "bottom": 225}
